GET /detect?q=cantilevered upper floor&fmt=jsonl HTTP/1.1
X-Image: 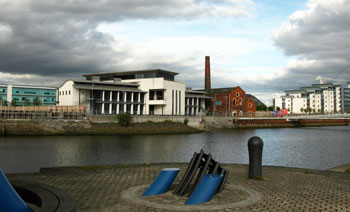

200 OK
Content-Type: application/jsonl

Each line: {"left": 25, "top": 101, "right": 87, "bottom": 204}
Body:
{"left": 82, "top": 69, "right": 179, "bottom": 82}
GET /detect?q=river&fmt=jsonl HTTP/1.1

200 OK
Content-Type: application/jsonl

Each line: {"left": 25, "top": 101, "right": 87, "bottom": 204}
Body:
{"left": 0, "top": 126, "right": 349, "bottom": 173}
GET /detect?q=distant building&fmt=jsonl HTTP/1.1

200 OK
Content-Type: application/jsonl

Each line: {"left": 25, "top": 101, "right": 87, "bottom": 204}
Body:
{"left": 58, "top": 69, "right": 208, "bottom": 116}
{"left": 203, "top": 87, "right": 256, "bottom": 117}
{"left": 274, "top": 83, "right": 350, "bottom": 113}
{"left": 0, "top": 84, "right": 57, "bottom": 106}
{"left": 185, "top": 89, "right": 209, "bottom": 116}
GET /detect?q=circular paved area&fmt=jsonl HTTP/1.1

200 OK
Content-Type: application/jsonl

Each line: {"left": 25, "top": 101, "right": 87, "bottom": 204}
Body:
{"left": 7, "top": 164, "right": 350, "bottom": 212}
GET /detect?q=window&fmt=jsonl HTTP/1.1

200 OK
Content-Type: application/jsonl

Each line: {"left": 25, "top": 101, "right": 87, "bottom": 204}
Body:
{"left": 233, "top": 99, "right": 236, "bottom": 105}
{"left": 65, "top": 91, "right": 67, "bottom": 95}
{"left": 236, "top": 92, "right": 240, "bottom": 97}
{"left": 248, "top": 103, "right": 252, "bottom": 108}
{"left": 156, "top": 90, "right": 164, "bottom": 100}
{"left": 239, "top": 98, "right": 243, "bottom": 105}
{"left": 69, "top": 90, "right": 71, "bottom": 95}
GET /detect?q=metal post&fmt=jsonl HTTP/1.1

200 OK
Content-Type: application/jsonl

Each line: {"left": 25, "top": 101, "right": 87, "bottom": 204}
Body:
{"left": 248, "top": 136, "right": 263, "bottom": 179}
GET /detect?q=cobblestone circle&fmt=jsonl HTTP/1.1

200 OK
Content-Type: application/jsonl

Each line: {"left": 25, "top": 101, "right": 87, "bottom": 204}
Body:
{"left": 122, "top": 184, "right": 261, "bottom": 211}
{"left": 7, "top": 164, "right": 350, "bottom": 212}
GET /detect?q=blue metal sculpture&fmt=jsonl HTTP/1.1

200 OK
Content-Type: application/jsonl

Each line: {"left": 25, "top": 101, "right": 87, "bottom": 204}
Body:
{"left": 0, "top": 168, "right": 33, "bottom": 212}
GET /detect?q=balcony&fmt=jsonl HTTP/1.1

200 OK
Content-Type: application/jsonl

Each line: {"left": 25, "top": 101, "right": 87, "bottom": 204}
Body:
{"left": 148, "top": 100, "right": 166, "bottom": 105}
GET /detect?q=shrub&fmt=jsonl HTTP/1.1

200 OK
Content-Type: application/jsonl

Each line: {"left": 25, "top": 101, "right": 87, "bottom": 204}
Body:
{"left": 117, "top": 112, "right": 132, "bottom": 127}
{"left": 345, "top": 168, "right": 350, "bottom": 175}
{"left": 184, "top": 118, "right": 189, "bottom": 125}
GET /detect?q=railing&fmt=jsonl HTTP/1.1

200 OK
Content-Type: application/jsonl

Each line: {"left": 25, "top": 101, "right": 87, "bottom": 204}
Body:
{"left": 0, "top": 105, "right": 87, "bottom": 120}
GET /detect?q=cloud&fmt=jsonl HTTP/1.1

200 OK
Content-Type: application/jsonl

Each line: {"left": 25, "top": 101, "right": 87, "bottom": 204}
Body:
{"left": 0, "top": 0, "right": 254, "bottom": 86}
{"left": 273, "top": 0, "right": 350, "bottom": 86}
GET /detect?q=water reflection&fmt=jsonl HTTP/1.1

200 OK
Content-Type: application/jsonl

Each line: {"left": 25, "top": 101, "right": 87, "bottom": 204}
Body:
{"left": 0, "top": 126, "right": 349, "bottom": 173}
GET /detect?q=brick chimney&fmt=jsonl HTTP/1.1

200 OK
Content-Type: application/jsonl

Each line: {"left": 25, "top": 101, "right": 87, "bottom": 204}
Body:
{"left": 205, "top": 56, "right": 211, "bottom": 91}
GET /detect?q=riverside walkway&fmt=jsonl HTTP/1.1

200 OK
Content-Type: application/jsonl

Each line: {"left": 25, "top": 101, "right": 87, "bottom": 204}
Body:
{"left": 7, "top": 164, "right": 350, "bottom": 212}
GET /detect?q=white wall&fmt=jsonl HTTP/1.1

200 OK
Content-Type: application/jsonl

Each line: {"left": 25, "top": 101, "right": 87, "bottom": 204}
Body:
{"left": 58, "top": 80, "right": 75, "bottom": 105}
{"left": 6, "top": 84, "right": 12, "bottom": 103}
{"left": 323, "top": 90, "right": 334, "bottom": 113}
{"left": 123, "top": 78, "right": 186, "bottom": 115}
{"left": 335, "top": 86, "right": 341, "bottom": 112}
{"left": 274, "top": 98, "right": 283, "bottom": 110}
{"left": 292, "top": 97, "right": 307, "bottom": 113}
{"left": 309, "top": 93, "right": 322, "bottom": 112}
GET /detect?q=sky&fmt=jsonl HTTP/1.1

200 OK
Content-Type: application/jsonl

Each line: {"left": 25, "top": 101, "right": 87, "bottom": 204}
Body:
{"left": 1, "top": 0, "right": 350, "bottom": 105}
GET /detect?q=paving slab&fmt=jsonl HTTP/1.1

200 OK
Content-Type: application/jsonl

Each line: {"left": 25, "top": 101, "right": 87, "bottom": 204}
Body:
{"left": 7, "top": 164, "right": 350, "bottom": 212}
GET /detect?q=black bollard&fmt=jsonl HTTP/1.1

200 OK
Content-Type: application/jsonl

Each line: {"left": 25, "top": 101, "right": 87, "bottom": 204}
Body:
{"left": 248, "top": 136, "right": 263, "bottom": 179}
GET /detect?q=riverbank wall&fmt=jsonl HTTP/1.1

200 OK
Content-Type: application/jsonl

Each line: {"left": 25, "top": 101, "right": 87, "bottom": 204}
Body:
{"left": 0, "top": 119, "right": 200, "bottom": 136}
{"left": 0, "top": 115, "right": 349, "bottom": 135}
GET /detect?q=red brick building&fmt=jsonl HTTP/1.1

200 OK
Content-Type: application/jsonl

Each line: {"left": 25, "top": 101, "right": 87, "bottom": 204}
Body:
{"left": 206, "top": 87, "right": 256, "bottom": 117}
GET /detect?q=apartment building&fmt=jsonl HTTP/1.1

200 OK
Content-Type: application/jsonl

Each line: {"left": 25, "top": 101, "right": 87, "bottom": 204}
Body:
{"left": 274, "top": 83, "right": 350, "bottom": 113}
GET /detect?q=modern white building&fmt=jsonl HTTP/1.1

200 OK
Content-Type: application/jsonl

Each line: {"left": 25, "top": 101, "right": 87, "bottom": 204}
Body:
{"left": 274, "top": 83, "right": 350, "bottom": 113}
{"left": 58, "top": 69, "right": 208, "bottom": 116}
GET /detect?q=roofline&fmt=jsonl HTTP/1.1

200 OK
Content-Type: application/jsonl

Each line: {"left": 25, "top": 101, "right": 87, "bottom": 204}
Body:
{"left": 0, "top": 84, "right": 57, "bottom": 89}
{"left": 58, "top": 79, "right": 139, "bottom": 89}
{"left": 82, "top": 69, "right": 179, "bottom": 77}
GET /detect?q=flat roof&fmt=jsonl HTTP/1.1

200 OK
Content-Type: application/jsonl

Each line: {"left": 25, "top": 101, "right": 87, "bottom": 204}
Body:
{"left": 285, "top": 89, "right": 307, "bottom": 94}
{"left": 58, "top": 79, "right": 139, "bottom": 89}
{"left": 73, "top": 84, "right": 145, "bottom": 92}
{"left": 82, "top": 69, "right": 179, "bottom": 77}
{"left": 0, "top": 84, "right": 57, "bottom": 89}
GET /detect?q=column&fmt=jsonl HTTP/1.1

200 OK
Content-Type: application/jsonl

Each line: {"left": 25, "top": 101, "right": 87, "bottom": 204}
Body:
{"left": 131, "top": 93, "right": 134, "bottom": 114}
{"left": 116, "top": 92, "right": 120, "bottom": 114}
{"left": 101, "top": 91, "right": 105, "bottom": 114}
{"left": 124, "top": 92, "right": 127, "bottom": 112}
{"left": 137, "top": 93, "right": 141, "bottom": 115}
{"left": 197, "top": 97, "right": 200, "bottom": 115}
{"left": 109, "top": 91, "right": 112, "bottom": 114}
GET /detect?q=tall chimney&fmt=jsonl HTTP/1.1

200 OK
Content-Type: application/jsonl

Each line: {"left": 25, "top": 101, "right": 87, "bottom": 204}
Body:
{"left": 205, "top": 56, "right": 211, "bottom": 91}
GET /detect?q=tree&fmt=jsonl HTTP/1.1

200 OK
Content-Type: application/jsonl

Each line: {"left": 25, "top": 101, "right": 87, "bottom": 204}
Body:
{"left": 117, "top": 112, "right": 132, "bottom": 127}
{"left": 307, "top": 108, "right": 312, "bottom": 114}
{"left": 256, "top": 105, "right": 267, "bottom": 111}
{"left": 33, "top": 97, "right": 41, "bottom": 106}
{"left": 276, "top": 107, "right": 281, "bottom": 111}
{"left": 11, "top": 99, "right": 17, "bottom": 106}
{"left": 24, "top": 99, "right": 31, "bottom": 106}
{"left": 300, "top": 108, "right": 304, "bottom": 113}
{"left": 268, "top": 106, "right": 274, "bottom": 111}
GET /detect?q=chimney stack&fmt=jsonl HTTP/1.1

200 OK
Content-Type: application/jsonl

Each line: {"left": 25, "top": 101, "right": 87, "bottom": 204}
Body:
{"left": 205, "top": 56, "right": 211, "bottom": 91}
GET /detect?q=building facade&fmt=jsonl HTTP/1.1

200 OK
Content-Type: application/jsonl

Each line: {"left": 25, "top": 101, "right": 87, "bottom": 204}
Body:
{"left": 0, "top": 84, "right": 57, "bottom": 106}
{"left": 58, "top": 69, "right": 204, "bottom": 116}
{"left": 204, "top": 87, "right": 256, "bottom": 117}
{"left": 274, "top": 83, "right": 350, "bottom": 113}
{"left": 185, "top": 89, "right": 209, "bottom": 116}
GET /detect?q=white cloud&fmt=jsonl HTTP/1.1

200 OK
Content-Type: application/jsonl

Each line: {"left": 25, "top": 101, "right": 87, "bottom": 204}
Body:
{"left": 272, "top": 0, "right": 350, "bottom": 90}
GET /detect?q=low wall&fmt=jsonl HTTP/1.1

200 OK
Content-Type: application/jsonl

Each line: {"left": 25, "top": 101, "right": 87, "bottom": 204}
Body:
{"left": 90, "top": 115, "right": 350, "bottom": 129}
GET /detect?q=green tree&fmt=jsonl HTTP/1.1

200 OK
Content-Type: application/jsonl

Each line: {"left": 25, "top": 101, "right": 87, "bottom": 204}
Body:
{"left": 24, "top": 99, "right": 31, "bottom": 106}
{"left": 256, "top": 105, "right": 267, "bottom": 111}
{"left": 33, "top": 97, "right": 41, "bottom": 106}
{"left": 268, "top": 106, "right": 274, "bottom": 111}
{"left": 11, "top": 99, "right": 17, "bottom": 106}
{"left": 117, "top": 112, "right": 132, "bottom": 127}
{"left": 300, "top": 108, "right": 304, "bottom": 113}
{"left": 276, "top": 107, "right": 281, "bottom": 111}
